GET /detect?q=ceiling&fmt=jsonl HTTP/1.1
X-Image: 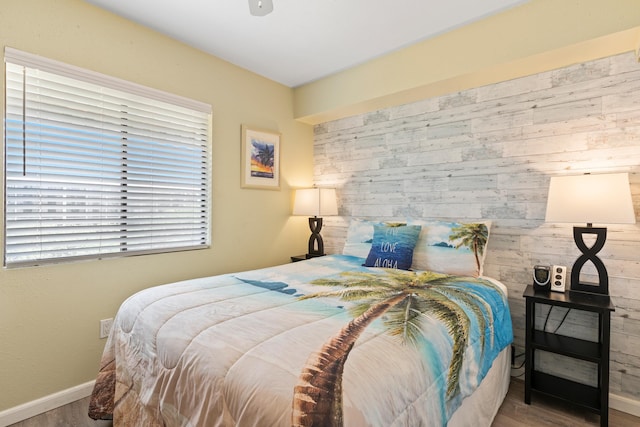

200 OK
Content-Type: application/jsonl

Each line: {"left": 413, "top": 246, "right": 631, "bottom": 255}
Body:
{"left": 84, "top": 0, "right": 528, "bottom": 88}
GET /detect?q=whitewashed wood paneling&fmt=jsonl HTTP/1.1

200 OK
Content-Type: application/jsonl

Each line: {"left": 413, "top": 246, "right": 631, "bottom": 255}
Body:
{"left": 313, "top": 52, "right": 640, "bottom": 402}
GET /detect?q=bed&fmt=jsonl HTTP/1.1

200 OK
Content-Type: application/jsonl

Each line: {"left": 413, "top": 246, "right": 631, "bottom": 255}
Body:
{"left": 88, "top": 219, "right": 513, "bottom": 426}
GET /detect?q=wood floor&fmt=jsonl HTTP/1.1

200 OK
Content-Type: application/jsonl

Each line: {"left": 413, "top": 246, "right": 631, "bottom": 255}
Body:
{"left": 493, "top": 379, "right": 640, "bottom": 427}
{"left": 7, "top": 379, "right": 640, "bottom": 426}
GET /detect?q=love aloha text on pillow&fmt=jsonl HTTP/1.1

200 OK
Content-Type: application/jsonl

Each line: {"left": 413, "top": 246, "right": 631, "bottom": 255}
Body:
{"left": 364, "top": 224, "right": 421, "bottom": 270}
{"left": 342, "top": 218, "right": 406, "bottom": 259}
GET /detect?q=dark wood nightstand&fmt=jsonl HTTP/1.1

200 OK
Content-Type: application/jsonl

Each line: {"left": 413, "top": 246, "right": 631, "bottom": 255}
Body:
{"left": 290, "top": 254, "right": 325, "bottom": 263}
{"left": 523, "top": 285, "right": 615, "bottom": 427}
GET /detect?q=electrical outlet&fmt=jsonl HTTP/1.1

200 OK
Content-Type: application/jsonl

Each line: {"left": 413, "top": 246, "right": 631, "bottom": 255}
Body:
{"left": 100, "top": 318, "right": 113, "bottom": 339}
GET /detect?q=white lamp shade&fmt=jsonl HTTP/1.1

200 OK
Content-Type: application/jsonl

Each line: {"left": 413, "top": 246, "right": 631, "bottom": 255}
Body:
{"left": 293, "top": 188, "right": 338, "bottom": 217}
{"left": 545, "top": 173, "right": 636, "bottom": 225}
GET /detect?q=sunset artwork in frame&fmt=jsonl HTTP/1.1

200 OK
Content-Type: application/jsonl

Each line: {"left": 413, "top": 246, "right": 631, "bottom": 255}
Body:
{"left": 241, "top": 125, "right": 281, "bottom": 190}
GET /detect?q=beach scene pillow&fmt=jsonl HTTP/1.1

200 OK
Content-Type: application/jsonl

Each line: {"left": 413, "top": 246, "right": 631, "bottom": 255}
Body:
{"left": 364, "top": 224, "right": 422, "bottom": 270}
{"left": 410, "top": 220, "right": 491, "bottom": 277}
{"left": 342, "top": 218, "right": 406, "bottom": 259}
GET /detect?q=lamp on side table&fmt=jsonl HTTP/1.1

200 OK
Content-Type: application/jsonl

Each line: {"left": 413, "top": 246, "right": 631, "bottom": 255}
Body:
{"left": 292, "top": 188, "right": 338, "bottom": 259}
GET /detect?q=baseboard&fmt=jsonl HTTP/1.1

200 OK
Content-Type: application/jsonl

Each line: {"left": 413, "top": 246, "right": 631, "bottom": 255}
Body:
{"left": 0, "top": 381, "right": 637, "bottom": 425}
{"left": 0, "top": 381, "right": 95, "bottom": 427}
{"left": 611, "top": 392, "right": 640, "bottom": 418}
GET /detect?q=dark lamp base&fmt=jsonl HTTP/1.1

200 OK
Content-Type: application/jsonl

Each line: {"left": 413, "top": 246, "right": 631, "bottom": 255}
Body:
{"left": 306, "top": 216, "right": 325, "bottom": 257}
{"left": 570, "top": 226, "right": 609, "bottom": 295}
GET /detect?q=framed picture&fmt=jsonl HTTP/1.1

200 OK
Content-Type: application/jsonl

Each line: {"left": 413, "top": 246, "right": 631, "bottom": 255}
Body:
{"left": 241, "top": 125, "right": 281, "bottom": 190}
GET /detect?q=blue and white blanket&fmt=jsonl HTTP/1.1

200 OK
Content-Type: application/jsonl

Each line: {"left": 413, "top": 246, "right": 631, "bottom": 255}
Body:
{"left": 89, "top": 254, "right": 513, "bottom": 426}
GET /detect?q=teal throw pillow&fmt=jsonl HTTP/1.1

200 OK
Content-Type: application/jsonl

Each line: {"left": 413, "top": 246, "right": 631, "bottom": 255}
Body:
{"left": 364, "top": 224, "right": 422, "bottom": 270}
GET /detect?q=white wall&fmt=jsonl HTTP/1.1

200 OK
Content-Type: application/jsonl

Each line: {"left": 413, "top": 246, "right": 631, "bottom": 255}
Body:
{"left": 313, "top": 52, "right": 640, "bottom": 403}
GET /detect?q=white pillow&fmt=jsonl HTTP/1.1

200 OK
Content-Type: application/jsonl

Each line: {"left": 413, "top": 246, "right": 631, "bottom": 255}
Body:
{"left": 342, "top": 218, "right": 378, "bottom": 259}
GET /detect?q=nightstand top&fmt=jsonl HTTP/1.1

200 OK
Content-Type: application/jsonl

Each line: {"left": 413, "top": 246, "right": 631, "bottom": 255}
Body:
{"left": 523, "top": 285, "right": 615, "bottom": 311}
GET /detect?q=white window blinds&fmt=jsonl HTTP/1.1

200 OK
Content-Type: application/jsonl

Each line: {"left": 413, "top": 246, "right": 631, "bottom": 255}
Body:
{"left": 4, "top": 48, "right": 212, "bottom": 267}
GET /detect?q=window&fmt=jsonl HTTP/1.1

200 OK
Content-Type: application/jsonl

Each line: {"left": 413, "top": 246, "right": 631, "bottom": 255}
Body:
{"left": 4, "top": 48, "right": 212, "bottom": 267}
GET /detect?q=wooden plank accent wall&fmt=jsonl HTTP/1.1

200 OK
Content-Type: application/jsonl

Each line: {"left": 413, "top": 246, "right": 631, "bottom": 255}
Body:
{"left": 312, "top": 52, "right": 640, "bottom": 402}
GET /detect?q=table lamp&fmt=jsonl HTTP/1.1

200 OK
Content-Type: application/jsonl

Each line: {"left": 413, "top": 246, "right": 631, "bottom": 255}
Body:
{"left": 545, "top": 172, "right": 635, "bottom": 295}
{"left": 293, "top": 188, "right": 338, "bottom": 258}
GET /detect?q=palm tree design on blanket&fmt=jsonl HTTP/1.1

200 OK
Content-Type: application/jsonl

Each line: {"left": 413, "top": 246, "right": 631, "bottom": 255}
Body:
{"left": 291, "top": 269, "right": 498, "bottom": 427}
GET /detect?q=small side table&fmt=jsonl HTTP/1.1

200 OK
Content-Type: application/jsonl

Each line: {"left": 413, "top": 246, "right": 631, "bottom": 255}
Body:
{"left": 291, "top": 254, "right": 325, "bottom": 263}
{"left": 523, "top": 285, "right": 614, "bottom": 427}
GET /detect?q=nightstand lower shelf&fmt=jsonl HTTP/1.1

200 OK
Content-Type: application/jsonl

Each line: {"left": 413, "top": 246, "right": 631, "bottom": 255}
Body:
{"left": 530, "top": 371, "right": 600, "bottom": 412}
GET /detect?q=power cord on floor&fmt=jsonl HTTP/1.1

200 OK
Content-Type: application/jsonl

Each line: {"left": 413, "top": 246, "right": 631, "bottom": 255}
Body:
{"left": 512, "top": 356, "right": 525, "bottom": 369}
{"left": 510, "top": 345, "right": 526, "bottom": 378}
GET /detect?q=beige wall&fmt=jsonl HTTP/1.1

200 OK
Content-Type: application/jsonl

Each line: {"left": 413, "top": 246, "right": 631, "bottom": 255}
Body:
{"left": 294, "top": 0, "right": 640, "bottom": 125}
{"left": 0, "top": 0, "right": 313, "bottom": 411}
{"left": 3, "top": 0, "right": 640, "bottom": 417}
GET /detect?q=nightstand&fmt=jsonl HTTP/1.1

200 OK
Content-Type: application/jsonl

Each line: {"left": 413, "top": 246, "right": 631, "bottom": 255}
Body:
{"left": 523, "top": 285, "right": 615, "bottom": 427}
{"left": 290, "top": 254, "right": 325, "bottom": 263}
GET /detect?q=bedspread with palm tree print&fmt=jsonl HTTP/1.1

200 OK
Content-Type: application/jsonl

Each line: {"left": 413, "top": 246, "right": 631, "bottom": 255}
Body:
{"left": 89, "top": 255, "right": 513, "bottom": 427}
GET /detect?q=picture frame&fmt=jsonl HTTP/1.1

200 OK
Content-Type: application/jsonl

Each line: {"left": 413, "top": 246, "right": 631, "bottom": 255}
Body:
{"left": 241, "top": 125, "right": 281, "bottom": 190}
